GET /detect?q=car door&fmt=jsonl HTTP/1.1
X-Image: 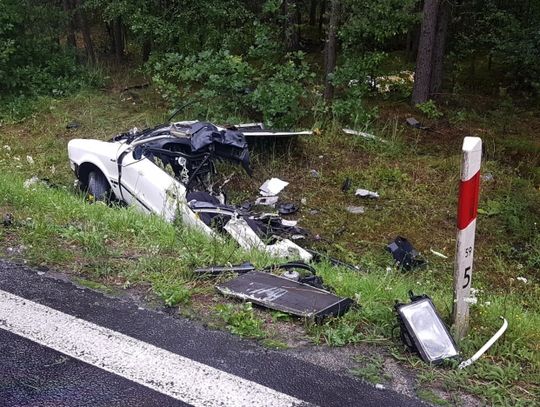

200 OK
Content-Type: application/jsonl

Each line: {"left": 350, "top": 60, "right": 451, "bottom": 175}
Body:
{"left": 118, "top": 149, "right": 185, "bottom": 221}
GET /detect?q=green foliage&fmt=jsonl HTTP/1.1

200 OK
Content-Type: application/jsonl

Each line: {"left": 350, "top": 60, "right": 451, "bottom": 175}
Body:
{"left": 0, "top": 0, "right": 101, "bottom": 121}
{"left": 330, "top": 53, "right": 384, "bottom": 125}
{"left": 415, "top": 100, "right": 443, "bottom": 119}
{"left": 340, "top": 0, "right": 419, "bottom": 49}
{"left": 216, "top": 302, "right": 266, "bottom": 338}
{"left": 148, "top": 50, "right": 254, "bottom": 120}
{"left": 250, "top": 52, "right": 315, "bottom": 127}
{"left": 147, "top": 50, "right": 315, "bottom": 128}
{"left": 450, "top": 0, "right": 540, "bottom": 93}
{"left": 152, "top": 278, "right": 192, "bottom": 307}
{"left": 351, "top": 354, "right": 390, "bottom": 384}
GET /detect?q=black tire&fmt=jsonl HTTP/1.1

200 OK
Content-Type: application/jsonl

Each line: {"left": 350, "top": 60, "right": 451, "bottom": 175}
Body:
{"left": 87, "top": 170, "right": 111, "bottom": 202}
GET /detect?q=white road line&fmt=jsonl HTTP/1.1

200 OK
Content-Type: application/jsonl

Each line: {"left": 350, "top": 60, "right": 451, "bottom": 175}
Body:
{"left": 0, "top": 290, "right": 308, "bottom": 407}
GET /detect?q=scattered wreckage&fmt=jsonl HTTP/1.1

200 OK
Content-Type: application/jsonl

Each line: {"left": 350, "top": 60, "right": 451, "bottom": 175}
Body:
{"left": 67, "top": 123, "right": 507, "bottom": 365}
{"left": 68, "top": 120, "right": 313, "bottom": 261}
{"left": 68, "top": 120, "right": 355, "bottom": 322}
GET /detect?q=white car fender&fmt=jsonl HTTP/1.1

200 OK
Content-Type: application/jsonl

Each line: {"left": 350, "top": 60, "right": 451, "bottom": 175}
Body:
{"left": 68, "top": 139, "right": 124, "bottom": 193}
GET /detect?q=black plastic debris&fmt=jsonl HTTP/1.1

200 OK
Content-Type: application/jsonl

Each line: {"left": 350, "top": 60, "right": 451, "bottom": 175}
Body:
{"left": 3, "top": 213, "right": 13, "bottom": 227}
{"left": 341, "top": 178, "right": 352, "bottom": 193}
{"left": 406, "top": 117, "right": 429, "bottom": 131}
{"left": 66, "top": 122, "right": 81, "bottom": 130}
{"left": 216, "top": 271, "right": 354, "bottom": 320}
{"left": 277, "top": 202, "right": 298, "bottom": 215}
{"left": 386, "top": 236, "right": 426, "bottom": 270}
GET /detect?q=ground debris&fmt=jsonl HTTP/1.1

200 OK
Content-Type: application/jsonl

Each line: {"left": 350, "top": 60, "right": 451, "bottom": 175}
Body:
{"left": 405, "top": 117, "right": 429, "bottom": 131}
{"left": 386, "top": 236, "right": 426, "bottom": 270}
{"left": 3, "top": 213, "right": 14, "bottom": 227}
{"left": 260, "top": 178, "right": 289, "bottom": 196}
{"left": 355, "top": 189, "right": 379, "bottom": 199}
{"left": 346, "top": 206, "right": 365, "bottom": 214}
{"left": 216, "top": 271, "right": 354, "bottom": 320}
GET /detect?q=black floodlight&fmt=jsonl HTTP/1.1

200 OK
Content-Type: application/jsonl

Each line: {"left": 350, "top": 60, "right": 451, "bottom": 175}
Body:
{"left": 395, "top": 292, "right": 458, "bottom": 364}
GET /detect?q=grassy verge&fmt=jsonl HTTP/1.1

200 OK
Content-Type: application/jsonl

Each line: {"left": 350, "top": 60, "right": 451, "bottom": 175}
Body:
{"left": 0, "top": 88, "right": 538, "bottom": 405}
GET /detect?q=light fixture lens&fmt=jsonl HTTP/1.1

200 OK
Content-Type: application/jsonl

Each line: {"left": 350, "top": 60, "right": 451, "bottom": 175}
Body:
{"left": 399, "top": 298, "right": 458, "bottom": 362}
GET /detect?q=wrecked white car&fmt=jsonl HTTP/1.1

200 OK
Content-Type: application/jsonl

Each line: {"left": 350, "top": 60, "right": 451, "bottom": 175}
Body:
{"left": 68, "top": 121, "right": 312, "bottom": 261}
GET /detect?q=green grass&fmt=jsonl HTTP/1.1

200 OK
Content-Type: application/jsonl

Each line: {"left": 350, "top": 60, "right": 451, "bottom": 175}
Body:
{"left": 0, "top": 87, "right": 539, "bottom": 405}
{"left": 351, "top": 354, "right": 391, "bottom": 384}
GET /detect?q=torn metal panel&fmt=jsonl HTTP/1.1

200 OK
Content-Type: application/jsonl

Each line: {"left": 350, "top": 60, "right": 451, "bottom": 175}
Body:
{"left": 224, "top": 217, "right": 312, "bottom": 262}
{"left": 216, "top": 271, "right": 354, "bottom": 320}
{"left": 225, "top": 123, "right": 312, "bottom": 138}
{"left": 194, "top": 262, "right": 256, "bottom": 276}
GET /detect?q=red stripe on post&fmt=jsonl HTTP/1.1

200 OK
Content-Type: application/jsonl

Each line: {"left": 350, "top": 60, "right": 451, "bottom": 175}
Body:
{"left": 457, "top": 172, "right": 480, "bottom": 230}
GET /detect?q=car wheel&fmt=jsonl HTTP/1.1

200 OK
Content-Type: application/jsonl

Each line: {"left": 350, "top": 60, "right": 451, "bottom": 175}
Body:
{"left": 87, "top": 170, "right": 111, "bottom": 202}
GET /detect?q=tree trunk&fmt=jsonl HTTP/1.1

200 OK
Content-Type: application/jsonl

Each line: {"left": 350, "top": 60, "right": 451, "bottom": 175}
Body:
{"left": 142, "top": 40, "right": 152, "bottom": 62}
{"left": 411, "top": 0, "right": 440, "bottom": 105}
{"left": 62, "top": 0, "right": 77, "bottom": 49}
{"left": 430, "top": 1, "right": 450, "bottom": 96}
{"left": 309, "top": 0, "right": 317, "bottom": 26}
{"left": 323, "top": 0, "right": 339, "bottom": 103}
{"left": 318, "top": 0, "right": 326, "bottom": 36}
{"left": 113, "top": 17, "right": 124, "bottom": 62}
{"left": 74, "top": 0, "right": 95, "bottom": 65}
{"left": 284, "top": 0, "right": 300, "bottom": 51}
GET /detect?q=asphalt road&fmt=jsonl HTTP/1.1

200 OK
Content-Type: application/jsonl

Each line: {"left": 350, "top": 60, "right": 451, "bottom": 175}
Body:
{"left": 0, "top": 259, "right": 427, "bottom": 407}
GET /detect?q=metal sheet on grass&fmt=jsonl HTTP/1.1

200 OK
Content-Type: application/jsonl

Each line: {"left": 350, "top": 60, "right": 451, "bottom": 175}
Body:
{"left": 216, "top": 271, "right": 354, "bottom": 320}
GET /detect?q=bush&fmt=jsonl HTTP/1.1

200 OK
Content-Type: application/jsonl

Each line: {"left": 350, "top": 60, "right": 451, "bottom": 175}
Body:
{"left": 147, "top": 50, "right": 315, "bottom": 128}
{"left": 249, "top": 52, "right": 315, "bottom": 128}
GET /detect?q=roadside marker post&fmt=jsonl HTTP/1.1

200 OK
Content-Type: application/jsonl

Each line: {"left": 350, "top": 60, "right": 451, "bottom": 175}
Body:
{"left": 453, "top": 137, "right": 482, "bottom": 341}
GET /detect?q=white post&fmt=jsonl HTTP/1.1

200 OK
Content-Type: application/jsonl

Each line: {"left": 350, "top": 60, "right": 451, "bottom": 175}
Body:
{"left": 453, "top": 137, "right": 482, "bottom": 340}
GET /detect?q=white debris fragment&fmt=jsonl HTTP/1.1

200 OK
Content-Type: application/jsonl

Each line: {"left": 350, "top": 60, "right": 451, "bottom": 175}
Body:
{"left": 26, "top": 155, "right": 34, "bottom": 165}
{"left": 259, "top": 178, "right": 289, "bottom": 196}
{"left": 343, "top": 128, "right": 377, "bottom": 140}
{"left": 3, "top": 145, "right": 11, "bottom": 152}
{"left": 464, "top": 297, "right": 478, "bottom": 305}
{"left": 346, "top": 205, "right": 365, "bottom": 214}
{"left": 355, "top": 189, "right": 380, "bottom": 199}
{"left": 342, "top": 128, "right": 388, "bottom": 143}
{"left": 255, "top": 196, "right": 279, "bottom": 207}
{"left": 375, "top": 384, "right": 385, "bottom": 390}
{"left": 23, "top": 176, "right": 40, "bottom": 189}
{"left": 516, "top": 276, "right": 528, "bottom": 284}
{"left": 481, "top": 173, "right": 494, "bottom": 182}
{"left": 430, "top": 248, "right": 448, "bottom": 259}
{"left": 281, "top": 219, "right": 298, "bottom": 227}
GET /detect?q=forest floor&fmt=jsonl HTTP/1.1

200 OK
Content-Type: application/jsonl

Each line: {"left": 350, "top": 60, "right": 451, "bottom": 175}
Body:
{"left": 0, "top": 77, "right": 538, "bottom": 405}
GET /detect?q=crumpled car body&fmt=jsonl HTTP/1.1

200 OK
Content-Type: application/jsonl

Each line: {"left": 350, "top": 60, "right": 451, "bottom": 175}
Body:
{"left": 68, "top": 121, "right": 312, "bottom": 261}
